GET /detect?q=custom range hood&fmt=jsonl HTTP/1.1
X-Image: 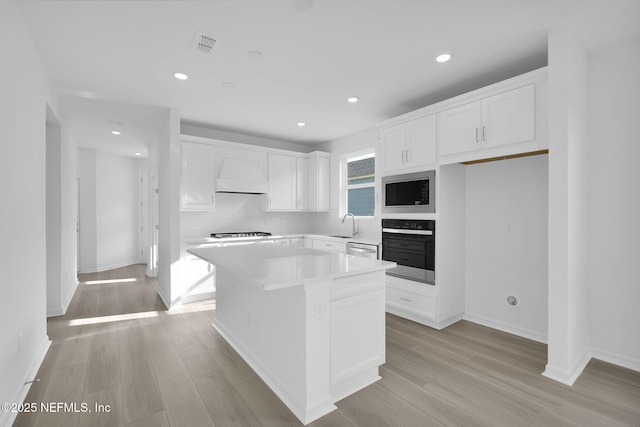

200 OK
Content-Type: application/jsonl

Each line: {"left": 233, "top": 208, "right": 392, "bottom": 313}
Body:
{"left": 215, "top": 157, "right": 268, "bottom": 194}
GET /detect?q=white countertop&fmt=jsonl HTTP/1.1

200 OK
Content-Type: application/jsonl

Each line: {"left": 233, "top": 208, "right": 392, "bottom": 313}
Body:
{"left": 188, "top": 245, "right": 395, "bottom": 290}
{"left": 183, "top": 233, "right": 381, "bottom": 247}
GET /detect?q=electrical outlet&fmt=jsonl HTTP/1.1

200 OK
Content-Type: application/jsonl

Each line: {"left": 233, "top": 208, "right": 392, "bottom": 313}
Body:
{"left": 314, "top": 301, "right": 324, "bottom": 319}
{"left": 505, "top": 220, "right": 514, "bottom": 233}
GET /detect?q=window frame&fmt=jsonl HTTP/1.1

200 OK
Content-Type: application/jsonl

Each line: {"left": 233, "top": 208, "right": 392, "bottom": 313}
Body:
{"left": 340, "top": 149, "right": 376, "bottom": 218}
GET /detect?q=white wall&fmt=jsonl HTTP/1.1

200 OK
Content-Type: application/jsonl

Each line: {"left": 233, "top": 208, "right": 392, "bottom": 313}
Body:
{"left": 78, "top": 148, "right": 144, "bottom": 273}
{"left": 181, "top": 122, "right": 312, "bottom": 153}
{"left": 544, "top": 29, "right": 592, "bottom": 386}
{"left": 0, "top": 3, "right": 54, "bottom": 425}
{"left": 96, "top": 151, "right": 140, "bottom": 270}
{"left": 78, "top": 148, "right": 98, "bottom": 271}
{"left": 464, "top": 155, "right": 549, "bottom": 342}
{"left": 586, "top": 36, "right": 640, "bottom": 371}
{"left": 181, "top": 194, "right": 321, "bottom": 240}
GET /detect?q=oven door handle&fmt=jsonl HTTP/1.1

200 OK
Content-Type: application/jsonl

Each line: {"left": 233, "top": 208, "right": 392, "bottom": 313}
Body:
{"left": 382, "top": 228, "right": 433, "bottom": 236}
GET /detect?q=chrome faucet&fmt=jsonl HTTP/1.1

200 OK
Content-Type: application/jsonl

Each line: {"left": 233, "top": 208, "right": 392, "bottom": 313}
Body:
{"left": 341, "top": 213, "right": 358, "bottom": 237}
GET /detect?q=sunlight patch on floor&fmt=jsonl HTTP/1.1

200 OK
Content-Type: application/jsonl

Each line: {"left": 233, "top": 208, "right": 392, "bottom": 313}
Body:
{"left": 67, "top": 310, "right": 159, "bottom": 326}
{"left": 81, "top": 277, "right": 138, "bottom": 285}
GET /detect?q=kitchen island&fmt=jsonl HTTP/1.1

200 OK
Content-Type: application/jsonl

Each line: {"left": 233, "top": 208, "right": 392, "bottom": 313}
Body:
{"left": 188, "top": 244, "right": 395, "bottom": 425}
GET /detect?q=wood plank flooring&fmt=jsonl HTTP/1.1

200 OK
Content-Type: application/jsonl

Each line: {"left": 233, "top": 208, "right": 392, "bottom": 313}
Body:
{"left": 14, "top": 264, "right": 640, "bottom": 426}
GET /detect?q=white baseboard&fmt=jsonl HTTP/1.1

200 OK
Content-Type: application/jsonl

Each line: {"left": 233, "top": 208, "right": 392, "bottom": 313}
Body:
{"left": 1, "top": 336, "right": 51, "bottom": 427}
{"left": 463, "top": 313, "right": 548, "bottom": 344}
{"left": 156, "top": 288, "right": 170, "bottom": 310}
{"left": 47, "top": 280, "right": 79, "bottom": 318}
{"left": 78, "top": 260, "right": 140, "bottom": 274}
{"left": 542, "top": 349, "right": 591, "bottom": 386}
{"left": 591, "top": 346, "right": 640, "bottom": 373}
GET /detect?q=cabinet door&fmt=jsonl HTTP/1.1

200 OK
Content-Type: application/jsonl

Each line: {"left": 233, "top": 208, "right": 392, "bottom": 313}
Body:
{"left": 406, "top": 114, "right": 437, "bottom": 167}
{"left": 330, "top": 289, "right": 385, "bottom": 385}
{"left": 296, "top": 157, "right": 309, "bottom": 210}
{"left": 482, "top": 84, "right": 535, "bottom": 148}
{"left": 267, "top": 153, "right": 296, "bottom": 210}
{"left": 181, "top": 141, "right": 215, "bottom": 210}
{"left": 307, "top": 153, "right": 330, "bottom": 211}
{"left": 438, "top": 101, "right": 482, "bottom": 156}
{"left": 381, "top": 126, "right": 406, "bottom": 172}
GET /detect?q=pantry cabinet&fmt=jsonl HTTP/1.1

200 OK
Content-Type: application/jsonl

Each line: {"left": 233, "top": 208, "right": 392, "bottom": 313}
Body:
{"left": 439, "top": 84, "right": 535, "bottom": 156}
{"left": 180, "top": 141, "right": 216, "bottom": 211}
{"left": 381, "top": 114, "right": 437, "bottom": 173}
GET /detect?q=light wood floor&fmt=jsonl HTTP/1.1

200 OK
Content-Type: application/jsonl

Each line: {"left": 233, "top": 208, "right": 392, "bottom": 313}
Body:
{"left": 14, "top": 264, "right": 640, "bottom": 426}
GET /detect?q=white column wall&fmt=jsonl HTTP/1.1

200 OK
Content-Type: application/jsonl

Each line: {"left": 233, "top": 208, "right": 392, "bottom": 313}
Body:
{"left": 157, "top": 108, "right": 182, "bottom": 307}
{"left": 544, "top": 29, "right": 591, "bottom": 385}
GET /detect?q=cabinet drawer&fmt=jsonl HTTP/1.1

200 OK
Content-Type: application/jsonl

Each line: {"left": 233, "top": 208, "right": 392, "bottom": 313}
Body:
{"left": 312, "top": 240, "right": 346, "bottom": 253}
{"left": 386, "top": 285, "right": 435, "bottom": 319}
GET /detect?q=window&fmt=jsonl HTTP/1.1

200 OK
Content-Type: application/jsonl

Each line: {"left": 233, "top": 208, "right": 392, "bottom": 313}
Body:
{"left": 343, "top": 151, "right": 375, "bottom": 217}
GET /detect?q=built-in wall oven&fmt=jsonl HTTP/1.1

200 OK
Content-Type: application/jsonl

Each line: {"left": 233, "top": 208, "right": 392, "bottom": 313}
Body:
{"left": 381, "top": 219, "right": 435, "bottom": 284}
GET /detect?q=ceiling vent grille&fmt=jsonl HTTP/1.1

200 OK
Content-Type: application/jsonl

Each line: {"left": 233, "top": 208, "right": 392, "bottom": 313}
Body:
{"left": 193, "top": 32, "right": 219, "bottom": 54}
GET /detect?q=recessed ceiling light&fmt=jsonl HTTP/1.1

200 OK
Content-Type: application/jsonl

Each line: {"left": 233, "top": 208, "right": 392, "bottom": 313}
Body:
{"left": 248, "top": 50, "right": 264, "bottom": 60}
{"left": 436, "top": 53, "right": 452, "bottom": 63}
{"left": 297, "top": 122, "right": 306, "bottom": 127}
{"left": 134, "top": 152, "right": 142, "bottom": 157}
{"left": 111, "top": 130, "right": 121, "bottom": 135}
{"left": 221, "top": 82, "right": 236, "bottom": 89}
{"left": 347, "top": 96, "right": 359, "bottom": 103}
{"left": 174, "top": 72, "right": 189, "bottom": 80}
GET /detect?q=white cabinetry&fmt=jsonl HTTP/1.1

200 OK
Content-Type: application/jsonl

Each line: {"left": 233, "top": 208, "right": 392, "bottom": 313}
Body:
{"left": 307, "top": 152, "right": 330, "bottom": 211}
{"left": 330, "top": 277, "right": 385, "bottom": 389}
{"left": 311, "top": 238, "right": 347, "bottom": 254}
{"left": 296, "top": 157, "right": 309, "bottom": 210}
{"left": 385, "top": 276, "right": 436, "bottom": 321}
{"left": 381, "top": 114, "right": 437, "bottom": 173}
{"left": 267, "top": 153, "right": 297, "bottom": 210}
{"left": 180, "top": 141, "right": 216, "bottom": 211}
{"left": 269, "top": 151, "right": 330, "bottom": 212}
{"left": 439, "top": 84, "right": 535, "bottom": 156}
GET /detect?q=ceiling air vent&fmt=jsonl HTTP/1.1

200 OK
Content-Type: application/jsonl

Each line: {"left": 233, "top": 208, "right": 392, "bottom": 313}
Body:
{"left": 193, "top": 32, "right": 219, "bottom": 54}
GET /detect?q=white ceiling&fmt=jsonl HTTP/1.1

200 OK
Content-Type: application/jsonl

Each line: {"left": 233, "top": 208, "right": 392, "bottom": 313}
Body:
{"left": 18, "top": 0, "right": 640, "bottom": 154}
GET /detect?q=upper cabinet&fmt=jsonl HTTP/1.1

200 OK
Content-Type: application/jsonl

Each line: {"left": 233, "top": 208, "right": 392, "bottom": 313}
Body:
{"left": 378, "top": 68, "right": 547, "bottom": 167}
{"left": 439, "top": 84, "right": 536, "bottom": 157}
{"left": 180, "top": 141, "right": 216, "bottom": 211}
{"left": 307, "top": 152, "right": 330, "bottom": 211}
{"left": 296, "top": 157, "right": 309, "bottom": 210}
{"left": 268, "top": 153, "right": 297, "bottom": 211}
{"left": 381, "top": 114, "right": 437, "bottom": 173}
{"left": 268, "top": 151, "right": 331, "bottom": 212}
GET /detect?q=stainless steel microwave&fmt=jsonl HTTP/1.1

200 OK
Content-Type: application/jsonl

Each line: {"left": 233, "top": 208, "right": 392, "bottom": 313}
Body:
{"left": 381, "top": 170, "right": 435, "bottom": 214}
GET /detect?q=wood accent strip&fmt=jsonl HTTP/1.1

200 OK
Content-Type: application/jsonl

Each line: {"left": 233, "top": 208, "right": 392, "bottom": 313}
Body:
{"left": 462, "top": 149, "right": 549, "bottom": 165}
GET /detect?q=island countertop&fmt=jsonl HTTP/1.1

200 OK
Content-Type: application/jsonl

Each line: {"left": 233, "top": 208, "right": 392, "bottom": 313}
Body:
{"left": 188, "top": 245, "right": 395, "bottom": 290}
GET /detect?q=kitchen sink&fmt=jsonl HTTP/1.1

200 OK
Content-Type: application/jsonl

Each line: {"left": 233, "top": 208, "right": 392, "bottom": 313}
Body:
{"left": 329, "top": 235, "right": 352, "bottom": 239}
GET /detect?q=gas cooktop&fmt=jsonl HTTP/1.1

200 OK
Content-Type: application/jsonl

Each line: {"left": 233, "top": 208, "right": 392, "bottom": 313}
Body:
{"left": 210, "top": 231, "right": 273, "bottom": 239}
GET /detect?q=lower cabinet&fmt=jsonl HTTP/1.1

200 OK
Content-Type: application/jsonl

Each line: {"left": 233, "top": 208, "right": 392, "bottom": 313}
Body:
{"left": 385, "top": 275, "right": 436, "bottom": 321}
{"left": 311, "top": 238, "right": 347, "bottom": 254}
{"left": 329, "top": 272, "right": 385, "bottom": 394}
{"left": 182, "top": 251, "right": 216, "bottom": 304}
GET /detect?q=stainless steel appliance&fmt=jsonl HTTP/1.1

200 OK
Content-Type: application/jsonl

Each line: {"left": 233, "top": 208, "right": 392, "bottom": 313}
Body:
{"left": 381, "top": 219, "right": 435, "bottom": 284}
{"left": 346, "top": 242, "right": 380, "bottom": 259}
{"left": 381, "top": 170, "right": 435, "bottom": 214}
